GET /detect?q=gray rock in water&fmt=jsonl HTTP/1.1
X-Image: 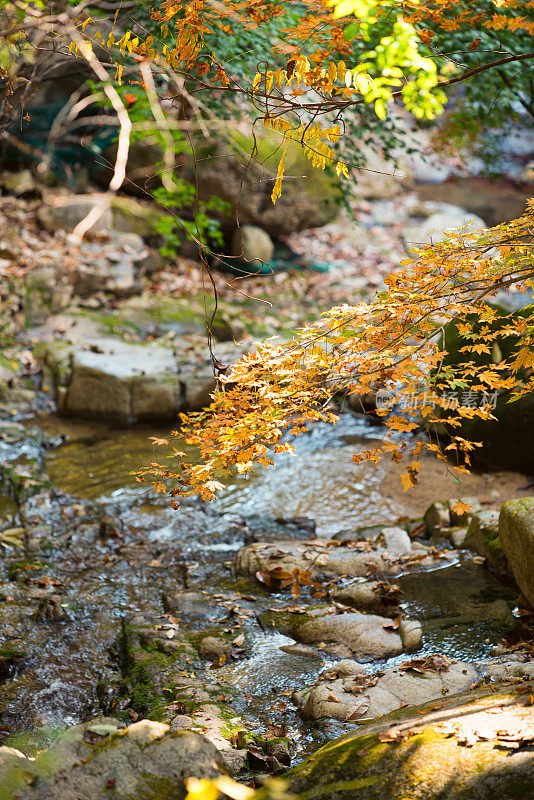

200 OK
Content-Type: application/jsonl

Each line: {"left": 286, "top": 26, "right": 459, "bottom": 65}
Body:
{"left": 267, "top": 607, "right": 416, "bottom": 661}
{"left": 500, "top": 497, "right": 534, "bottom": 606}
{"left": 294, "top": 659, "right": 477, "bottom": 722}
{"left": 331, "top": 580, "right": 384, "bottom": 609}
{"left": 44, "top": 337, "right": 245, "bottom": 424}
{"left": 59, "top": 338, "right": 180, "bottom": 424}
{"left": 162, "top": 591, "right": 228, "bottom": 625}
{"left": 398, "top": 619, "right": 423, "bottom": 653}
{"left": 380, "top": 527, "right": 412, "bottom": 555}
{"left": 11, "top": 718, "right": 226, "bottom": 799}
{"left": 237, "top": 539, "right": 447, "bottom": 586}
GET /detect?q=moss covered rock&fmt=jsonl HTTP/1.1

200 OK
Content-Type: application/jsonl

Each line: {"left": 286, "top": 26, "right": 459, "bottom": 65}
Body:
{"left": 287, "top": 683, "right": 534, "bottom": 799}
{"left": 500, "top": 497, "right": 534, "bottom": 607}
{"left": 193, "top": 130, "right": 342, "bottom": 238}
{"left": 465, "top": 510, "right": 505, "bottom": 571}
{"left": 7, "top": 718, "right": 226, "bottom": 800}
{"left": 119, "top": 613, "right": 257, "bottom": 773}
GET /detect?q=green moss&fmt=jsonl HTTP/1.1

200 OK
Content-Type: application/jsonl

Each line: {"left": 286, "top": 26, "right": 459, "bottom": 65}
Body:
{"left": 79, "top": 310, "right": 142, "bottom": 339}
{"left": 132, "top": 773, "right": 185, "bottom": 800}
{"left": 8, "top": 560, "right": 45, "bottom": 581}
{"left": 258, "top": 608, "right": 321, "bottom": 636}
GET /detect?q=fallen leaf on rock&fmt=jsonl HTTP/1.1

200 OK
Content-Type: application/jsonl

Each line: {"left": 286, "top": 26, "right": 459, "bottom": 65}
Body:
{"left": 400, "top": 654, "right": 450, "bottom": 674}
{"left": 450, "top": 501, "right": 472, "bottom": 517}
{"left": 457, "top": 731, "right": 478, "bottom": 747}
{"left": 378, "top": 728, "right": 407, "bottom": 743}
{"left": 233, "top": 633, "right": 245, "bottom": 646}
{"left": 345, "top": 697, "right": 370, "bottom": 720}
{"left": 0, "top": 528, "right": 24, "bottom": 549}
{"left": 247, "top": 745, "right": 270, "bottom": 770}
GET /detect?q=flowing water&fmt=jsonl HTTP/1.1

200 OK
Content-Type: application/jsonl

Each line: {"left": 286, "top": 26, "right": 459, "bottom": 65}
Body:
{"left": 0, "top": 412, "right": 525, "bottom": 757}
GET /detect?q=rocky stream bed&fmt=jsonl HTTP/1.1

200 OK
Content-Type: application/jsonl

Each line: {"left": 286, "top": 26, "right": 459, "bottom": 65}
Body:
{"left": 2, "top": 410, "right": 534, "bottom": 799}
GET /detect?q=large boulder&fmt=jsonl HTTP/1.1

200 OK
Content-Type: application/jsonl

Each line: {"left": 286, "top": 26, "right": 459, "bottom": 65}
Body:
{"left": 37, "top": 194, "right": 166, "bottom": 240}
{"left": 192, "top": 131, "right": 341, "bottom": 237}
{"left": 43, "top": 337, "right": 244, "bottom": 423}
{"left": 287, "top": 683, "right": 534, "bottom": 800}
{"left": 500, "top": 497, "right": 534, "bottom": 607}
{"left": 5, "top": 718, "right": 226, "bottom": 800}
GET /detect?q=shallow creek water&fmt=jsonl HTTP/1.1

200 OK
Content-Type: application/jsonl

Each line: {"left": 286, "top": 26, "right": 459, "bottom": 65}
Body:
{"left": 0, "top": 412, "right": 525, "bottom": 758}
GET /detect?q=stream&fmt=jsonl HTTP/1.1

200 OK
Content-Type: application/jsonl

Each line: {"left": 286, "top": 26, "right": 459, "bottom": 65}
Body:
{"left": 0, "top": 411, "right": 526, "bottom": 760}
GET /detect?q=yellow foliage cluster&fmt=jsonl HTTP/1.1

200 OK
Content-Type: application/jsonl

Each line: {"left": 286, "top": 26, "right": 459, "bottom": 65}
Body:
{"left": 139, "top": 202, "right": 534, "bottom": 499}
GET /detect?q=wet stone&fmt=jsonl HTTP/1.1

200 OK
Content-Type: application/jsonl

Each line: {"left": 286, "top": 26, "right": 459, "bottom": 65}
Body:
{"left": 237, "top": 538, "right": 449, "bottom": 586}
{"left": 162, "top": 591, "right": 228, "bottom": 625}
{"left": 330, "top": 578, "right": 402, "bottom": 616}
{"left": 260, "top": 606, "right": 422, "bottom": 661}
{"left": 119, "top": 613, "right": 259, "bottom": 771}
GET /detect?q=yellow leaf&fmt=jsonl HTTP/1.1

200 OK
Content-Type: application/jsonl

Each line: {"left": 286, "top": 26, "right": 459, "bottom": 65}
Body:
{"left": 214, "top": 776, "right": 255, "bottom": 800}
{"left": 252, "top": 72, "right": 261, "bottom": 92}
{"left": 185, "top": 778, "right": 219, "bottom": 800}
{"left": 450, "top": 500, "right": 471, "bottom": 517}
{"left": 401, "top": 472, "right": 415, "bottom": 492}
